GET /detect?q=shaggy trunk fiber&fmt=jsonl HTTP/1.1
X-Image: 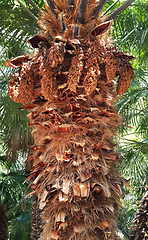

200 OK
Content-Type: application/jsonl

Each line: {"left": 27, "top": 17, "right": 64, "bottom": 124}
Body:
{"left": 130, "top": 191, "right": 148, "bottom": 240}
{"left": 4, "top": 1, "right": 135, "bottom": 239}
{"left": 0, "top": 203, "right": 8, "bottom": 240}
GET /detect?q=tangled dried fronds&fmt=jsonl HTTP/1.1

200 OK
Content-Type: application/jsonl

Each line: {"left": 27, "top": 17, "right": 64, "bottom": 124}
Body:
{"left": 4, "top": 1, "right": 135, "bottom": 240}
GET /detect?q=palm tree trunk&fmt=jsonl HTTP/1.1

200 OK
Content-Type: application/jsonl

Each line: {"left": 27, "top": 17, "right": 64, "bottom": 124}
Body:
{"left": 107, "top": 0, "right": 135, "bottom": 20}
{"left": 31, "top": 201, "right": 43, "bottom": 240}
{"left": 0, "top": 201, "right": 8, "bottom": 240}
{"left": 129, "top": 191, "right": 148, "bottom": 240}
{"left": 5, "top": 1, "right": 135, "bottom": 239}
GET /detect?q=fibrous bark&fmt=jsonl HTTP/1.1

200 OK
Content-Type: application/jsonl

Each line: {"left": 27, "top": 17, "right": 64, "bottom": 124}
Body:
{"left": 4, "top": 1, "right": 135, "bottom": 239}
{"left": 130, "top": 191, "right": 148, "bottom": 240}
{"left": 0, "top": 203, "right": 8, "bottom": 240}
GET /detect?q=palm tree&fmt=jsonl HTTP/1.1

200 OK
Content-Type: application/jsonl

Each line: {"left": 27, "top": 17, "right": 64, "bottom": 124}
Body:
{"left": 129, "top": 190, "right": 148, "bottom": 240}
{"left": 0, "top": 200, "right": 8, "bottom": 240}
{"left": 3, "top": 0, "right": 148, "bottom": 239}
{"left": 2, "top": 0, "right": 145, "bottom": 239}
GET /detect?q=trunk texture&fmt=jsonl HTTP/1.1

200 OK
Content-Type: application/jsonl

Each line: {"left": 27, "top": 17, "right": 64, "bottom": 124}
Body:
{"left": 4, "top": 1, "right": 135, "bottom": 239}
{"left": 0, "top": 203, "right": 8, "bottom": 240}
{"left": 130, "top": 191, "right": 148, "bottom": 240}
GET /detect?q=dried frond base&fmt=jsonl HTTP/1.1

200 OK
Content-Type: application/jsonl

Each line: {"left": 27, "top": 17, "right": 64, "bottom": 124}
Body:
{"left": 26, "top": 77, "right": 125, "bottom": 240}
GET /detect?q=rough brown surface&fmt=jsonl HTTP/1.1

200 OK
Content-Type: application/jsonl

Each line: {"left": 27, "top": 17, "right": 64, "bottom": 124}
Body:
{"left": 5, "top": 1, "right": 135, "bottom": 239}
{"left": 130, "top": 191, "right": 148, "bottom": 240}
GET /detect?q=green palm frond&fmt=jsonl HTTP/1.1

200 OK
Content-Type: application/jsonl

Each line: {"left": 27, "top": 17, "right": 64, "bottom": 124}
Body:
{"left": 0, "top": 92, "right": 32, "bottom": 161}
{"left": 9, "top": 211, "right": 31, "bottom": 240}
{"left": 0, "top": 0, "right": 39, "bottom": 36}
{"left": 0, "top": 163, "right": 32, "bottom": 240}
{"left": 0, "top": 170, "right": 28, "bottom": 205}
{"left": 113, "top": 0, "right": 148, "bottom": 67}
{"left": 0, "top": 0, "right": 41, "bottom": 64}
{"left": 118, "top": 138, "right": 148, "bottom": 196}
{"left": 117, "top": 196, "right": 137, "bottom": 239}
{"left": 8, "top": 196, "right": 32, "bottom": 240}
{"left": 116, "top": 75, "right": 148, "bottom": 139}
{"left": 0, "top": 1, "right": 39, "bottom": 161}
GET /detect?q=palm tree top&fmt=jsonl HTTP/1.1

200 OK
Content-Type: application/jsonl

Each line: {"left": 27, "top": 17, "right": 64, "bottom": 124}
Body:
{"left": 12, "top": 0, "right": 136, "bottom": 44}
{"left": 3, "top": 0, "right": 136, "bottom": 105}
{"left": 36, "top": 0, "right": 113, "bottom": 42}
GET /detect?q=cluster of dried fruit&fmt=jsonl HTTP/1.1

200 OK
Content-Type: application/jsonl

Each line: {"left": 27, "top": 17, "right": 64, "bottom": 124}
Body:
{"left": 6, "top": 29, "right": 134, "bottom": 106}
{"left": 4, "top": 0, "right": 135, "bottom": 239}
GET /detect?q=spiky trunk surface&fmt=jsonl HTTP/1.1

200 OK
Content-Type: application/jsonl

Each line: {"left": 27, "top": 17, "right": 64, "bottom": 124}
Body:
{"left": 130, "top": 191, "right": 148, "bottom": 240}
{"left": 31, "top": 201, "right": 43, "bottom": 239}
{"left": 0, "top": 203, "right": 8, "bottom": 240}
{"left": 4, "top": 1, "right": 134, "bottom": 239}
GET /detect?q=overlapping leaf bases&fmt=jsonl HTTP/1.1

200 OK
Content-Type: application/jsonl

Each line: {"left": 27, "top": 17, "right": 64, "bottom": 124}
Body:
{"left": 4, "top": 1, "right": 134, "bottom": 239}
{"left": 129, "top": 191, "right": 148, "bottom": 240}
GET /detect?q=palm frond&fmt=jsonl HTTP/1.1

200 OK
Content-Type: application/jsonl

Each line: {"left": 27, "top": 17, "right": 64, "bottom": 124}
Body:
{"left": 0, "top": 170, "right": 28, "bottom": 206}
{"left": 107, "top": 0, "right": 135, "bottom": 20}
{"left": 118, "top": 138, "right": 148, "bottom": 196}
{"left": 76, "top": 0, "right": 88, "bottom": 24}
{"left": 92, "top": 0, "right": 108, "bottom": 18}
{"left": 25, "top": 0, "right": 41, "bottom": 13}
{"left": 102, "top": 0, "right": 120, "bottom": 16}
{"left": 16, "top": 0, "right": 39, "bottom": 22}
{"left": 45, "top": 0, "right": 57, "bottom": 15}
{"left": 113, "top": 1, "right": 148, "bottom": 66}
{"left": 117, "top": 196, "right": 136, "bottom": 239}
{"left": 8, "top": 211, "right": 31, "bottom": 240}
{"left": 0, "top": 93, "right": 32, "bottom": 161}
{"left": 116, "top": 78, "right": 148, "bottom": 139}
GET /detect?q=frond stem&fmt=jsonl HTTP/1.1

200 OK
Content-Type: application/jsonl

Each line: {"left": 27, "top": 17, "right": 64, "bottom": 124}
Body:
{"left": 77, "top": 0, "right": 88, "bottom": 24}
{"left": 16, "top": 0, "right": 39, "bottom": 22}
{"left": 92, "top": 0, "right": 108, "bottom": 19}
{"left": 102, "top": 0, "right": 119, "bottom": 16}
{"left": 45, "top": 0, "right": 57, "bottom": 16}
{"left": 25, "top": 0, "right": 41, "bottom": 13}
{"left": 107, "top": 0, "right": 136, "bottom": 20}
